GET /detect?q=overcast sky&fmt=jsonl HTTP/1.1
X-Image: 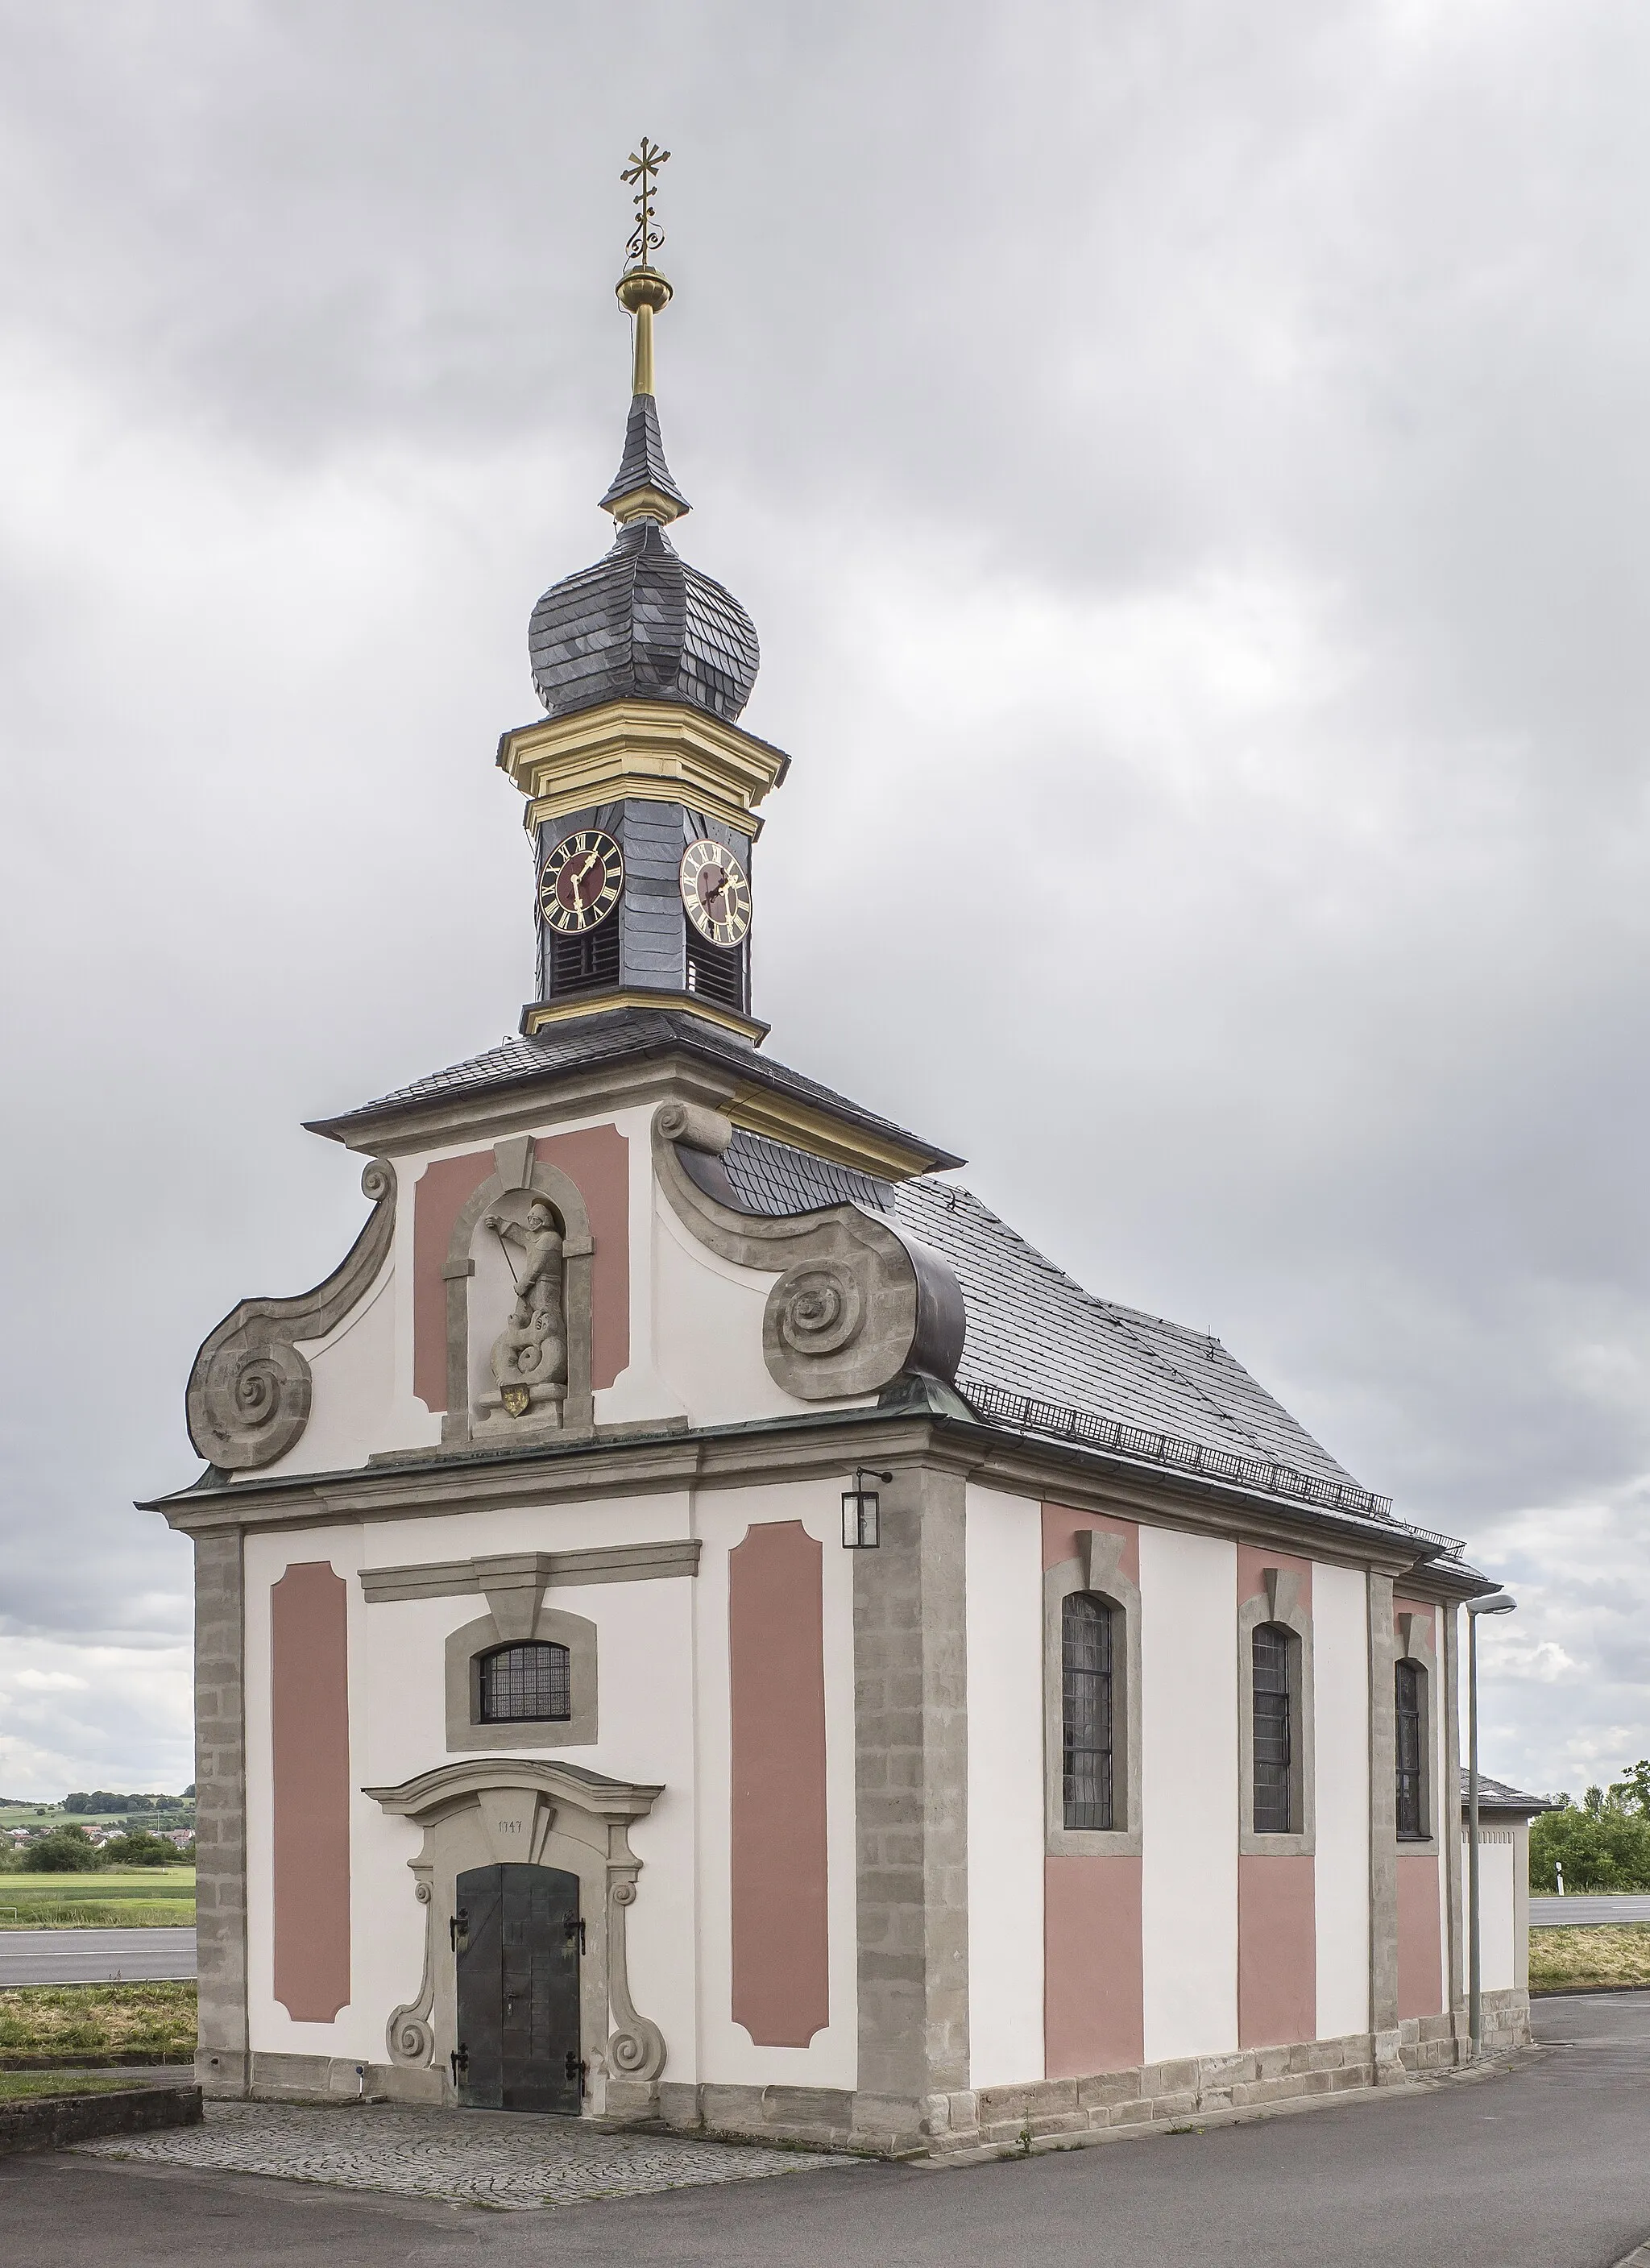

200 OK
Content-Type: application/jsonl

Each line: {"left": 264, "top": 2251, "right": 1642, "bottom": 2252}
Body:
{"left": 2, "top": 0, "right": 1647, "bottom": 1802}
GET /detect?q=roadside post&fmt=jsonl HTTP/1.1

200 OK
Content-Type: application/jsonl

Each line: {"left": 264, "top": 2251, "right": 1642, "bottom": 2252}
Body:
{"left": 1466, "top": 1591, "right": 1518, "bottom": 2060}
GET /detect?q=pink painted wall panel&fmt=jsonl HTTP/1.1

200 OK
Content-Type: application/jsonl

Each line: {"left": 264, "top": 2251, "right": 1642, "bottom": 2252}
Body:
{"left": 1041, "top": 1503, "right": 1144, "bottom": 2075}
{"left": 412, "top": 1126, "right": 631, "bottom": 1411}
{"left": 271, "top": 1562, "right": 350, "bottom": 2023}
{"left": 1238, "top": 1854, "right": 1316, "bottom": 2046}
{"left": 1044, "top": 1855, "right": 1145, "bottom": 2075}
{"left": 1397, "top": 1852, "right": 1444, "bottom": 2019}
{"left": 412, "top": 1152, "right": 492, "bottom": 1411}
{"left": 1236, "top": 1545, "right": 1316, "bottom": 2043}
{"left": 729, "top": 1522, "right": 829, "bottom": 2047}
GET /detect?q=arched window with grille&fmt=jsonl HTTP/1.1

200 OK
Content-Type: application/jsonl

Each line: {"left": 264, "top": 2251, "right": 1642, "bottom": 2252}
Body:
{"left": 1061, "top": 1593, "right": 1114, "bottom": 1831}
{"left": 1252, "top": 1623, "right": 1294, "bottom": 1835}
{"left": 1395, "top": 1658, "right": 1427, "bottom": 1839}
{"left": 477, "top": 1640, "right": 571, "bottom": 1726}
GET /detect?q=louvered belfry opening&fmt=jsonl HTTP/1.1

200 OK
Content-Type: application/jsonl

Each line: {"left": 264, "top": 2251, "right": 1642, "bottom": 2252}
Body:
{"left": 1252, "top": 1623, "right": 1293, "bottom": 1833}
{"left": 1395, "top": 1658, "right": 1425, "bottom": 1838}
{"left": 685, "top": 930, "right": 745, "bottom": 1011}
{"left": 549, "top": 920, "right": 621, "bottom": 997}
{"left": 1061, "top": 1592, "right": 1114, "bottom": 1830}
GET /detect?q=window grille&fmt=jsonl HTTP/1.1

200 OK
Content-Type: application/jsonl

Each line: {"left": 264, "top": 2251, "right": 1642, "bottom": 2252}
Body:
{"left": 478, "top": 1641, "right": 571, "bottom": 1725}
{"left": 1395, "top": 1659, "right": 1425, "bottom": 1839}
{"left": 1252, "top": 1623, "right": 1293, "bottom": 1834}
{"left": 1062, "top": 1593, "right": 1114, "bottom": 1831}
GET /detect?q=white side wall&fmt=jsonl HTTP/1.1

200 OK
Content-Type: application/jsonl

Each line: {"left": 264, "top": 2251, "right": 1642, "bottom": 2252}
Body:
{"left": 691, "top": 1480, "right": 859, "bottom": 2092}
{"left": 964, "top": 1484, "right": 1044, "bottom": 2088}
{"left": 1139, "top": 1526, "right": 1238, "bottom": 2063}
{"left": 1312, "top": 1561, "right": 1370, "bottom": 2039}
{"left": 1460, "top": 1826, "right": 1519, "bottom": 1993}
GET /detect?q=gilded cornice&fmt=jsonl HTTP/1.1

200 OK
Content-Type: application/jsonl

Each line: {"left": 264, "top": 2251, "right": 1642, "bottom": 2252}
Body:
{"left": 496, "top": 699, "right": 790, "bottom": 840}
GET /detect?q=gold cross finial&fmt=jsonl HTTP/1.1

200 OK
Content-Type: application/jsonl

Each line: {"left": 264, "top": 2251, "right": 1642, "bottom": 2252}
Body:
{"left": 621, "top": 137, "right": 670, "bottom": 272}
{"left": 616, "top": 138, "right": 674, "bottom": 396}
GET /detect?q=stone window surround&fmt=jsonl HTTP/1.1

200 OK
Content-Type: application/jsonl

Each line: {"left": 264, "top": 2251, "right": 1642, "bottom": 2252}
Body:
{"left": 1238, "top": 1569, "right": 1316, "bottom": 1857}
{"left": 1395, "top": 1608, "right": 1440, "bottom": 1855}
{"left": 1044, "top": 1529, "right": 1142, "bottom": 1859}
{"left": 446, "top": 1607, "right": 597, "bottom": 1752}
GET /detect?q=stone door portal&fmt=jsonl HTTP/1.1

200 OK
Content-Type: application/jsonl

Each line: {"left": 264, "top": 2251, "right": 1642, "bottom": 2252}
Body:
{"left": 454, "top": 1864, "right": 582, "bottom": 2113}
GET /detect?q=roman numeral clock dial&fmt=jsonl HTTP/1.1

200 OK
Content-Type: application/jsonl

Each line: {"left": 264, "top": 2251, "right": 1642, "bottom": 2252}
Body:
{"left": 539, "top": 829, "right": 624, "bottom": 934}
{"left": 679, "top": 838, "right": 752, "bottom": 949}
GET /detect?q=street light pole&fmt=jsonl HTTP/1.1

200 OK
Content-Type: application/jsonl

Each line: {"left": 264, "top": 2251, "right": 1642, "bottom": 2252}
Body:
{"left": 1466, "top": 1591, "right": 1517, "bottom": 2061}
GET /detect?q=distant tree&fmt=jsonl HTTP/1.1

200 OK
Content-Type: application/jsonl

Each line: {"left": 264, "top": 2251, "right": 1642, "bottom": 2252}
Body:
{"left": 1608, "top": 1760, "right": 1650, "bottom": 1815}
{"left": 1531, "top": 1789, "right": 1650, "bottom": 1892}
{"left": 99, "top": 1831, "right": 180, "bottom": 1868}
{"left": 19, "top": 1826, "right": 104, "bottom": 1873}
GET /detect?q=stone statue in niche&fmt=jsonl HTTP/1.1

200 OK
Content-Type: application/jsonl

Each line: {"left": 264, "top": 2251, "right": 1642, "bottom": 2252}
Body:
{"left": 479, "top": 1199, "right": 568, "bottom": 1422}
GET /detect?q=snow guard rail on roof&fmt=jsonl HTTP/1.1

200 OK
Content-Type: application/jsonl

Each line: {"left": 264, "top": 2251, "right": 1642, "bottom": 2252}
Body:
{"left": 960, "top": 1376, "right": 1461, "bottom": 1557}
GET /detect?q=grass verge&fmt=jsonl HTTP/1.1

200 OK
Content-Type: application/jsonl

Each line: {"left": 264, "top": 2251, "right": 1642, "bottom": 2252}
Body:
{"left": 0, "top": 1983, "right": 197, "bottom": 2065}
{"left": 0, "top": 1870, "right": 194, "bottom": 1930}
{"left": 0, "top": 2071, "right": 136, "bottom": 2100}
{"left": 1530, "top": 1924, "right": 1650, "bottom": 1993}
{"left": 0, "top": 1903, "right": 195, "bottom": 1929}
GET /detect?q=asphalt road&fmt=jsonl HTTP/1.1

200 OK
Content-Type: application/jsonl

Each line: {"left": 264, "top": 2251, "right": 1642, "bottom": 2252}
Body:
{"left": 6, "top": 1993, "right": 1649, "bottom": 2266}
{"left": 0, "top": 1927, "right": 196, "bottom": 1984}
{"left": 1532, "top": 1895, "right": 1650, "bottom": 1926}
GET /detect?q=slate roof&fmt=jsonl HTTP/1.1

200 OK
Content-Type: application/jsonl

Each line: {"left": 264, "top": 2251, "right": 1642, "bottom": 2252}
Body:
{"left": 687, "top": 1125, "right": 1391, "bottom": 1511}
{"left": 529, "top": 395, "right": 758, "bottom": 726}
{"left": 598, "top": 394, "right": 690, "bottom": 516}
{"left": 305, "top": 1007, "right": 963, "bottom": 1171}
{"left": 892, "top": 1179, "right": 1362, "bottom": 1491}
{"left": 1459, "top": 1768, "right": 1557, "bottom": 1816}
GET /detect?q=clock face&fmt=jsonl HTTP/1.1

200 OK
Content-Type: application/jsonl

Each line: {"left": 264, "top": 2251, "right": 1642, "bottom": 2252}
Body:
{"left": 679, "top": 837, "right": 752, "bottom": 948}
{"left": 539, "top": 829, "right": 624, "bottom": 935}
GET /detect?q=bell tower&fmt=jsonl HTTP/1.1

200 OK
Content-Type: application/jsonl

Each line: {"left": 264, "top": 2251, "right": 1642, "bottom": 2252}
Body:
{"left": 498, "top": 139, "right": 788, "bottom": 1043}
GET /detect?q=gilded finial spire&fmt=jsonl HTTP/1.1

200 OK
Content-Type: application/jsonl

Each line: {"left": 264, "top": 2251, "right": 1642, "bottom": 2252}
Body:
{"left": 616, "top": 137, "right": 673, "bottom": 398}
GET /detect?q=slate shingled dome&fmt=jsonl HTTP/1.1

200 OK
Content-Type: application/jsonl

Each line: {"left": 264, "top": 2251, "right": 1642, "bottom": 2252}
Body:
{"left": 528, "top": 394, "right": 760, "bottom": 725}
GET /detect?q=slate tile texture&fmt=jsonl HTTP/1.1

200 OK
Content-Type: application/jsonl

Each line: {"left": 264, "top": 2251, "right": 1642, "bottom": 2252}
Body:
{"left": 75, "top": 2099, "right": 860, "bottom": 2212}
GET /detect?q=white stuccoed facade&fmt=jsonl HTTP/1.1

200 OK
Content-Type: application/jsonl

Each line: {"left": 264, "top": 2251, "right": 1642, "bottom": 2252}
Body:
{"left": 147, "top": 238, "right": 1541, "bottom": 2155}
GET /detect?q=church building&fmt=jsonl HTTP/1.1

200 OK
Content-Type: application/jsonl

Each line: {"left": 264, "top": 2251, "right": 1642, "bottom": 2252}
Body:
{"left": 146, "top": 152, "right": 1528, "bottom": 2157}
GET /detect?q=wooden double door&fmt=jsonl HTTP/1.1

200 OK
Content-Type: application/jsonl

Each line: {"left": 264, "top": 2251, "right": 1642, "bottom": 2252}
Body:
{"left": 453, "top": 1864, "right": 582, "bottom": 2113}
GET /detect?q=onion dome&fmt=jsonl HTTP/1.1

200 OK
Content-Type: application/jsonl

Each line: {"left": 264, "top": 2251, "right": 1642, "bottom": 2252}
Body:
{"left": 528, "top": 263, "right": 760, "bottom": 728}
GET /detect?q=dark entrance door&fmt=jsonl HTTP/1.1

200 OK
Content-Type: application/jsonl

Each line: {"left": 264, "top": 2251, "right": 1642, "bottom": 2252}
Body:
{"left": 453, "top": 1864, "right": 582, "bottom": 2113}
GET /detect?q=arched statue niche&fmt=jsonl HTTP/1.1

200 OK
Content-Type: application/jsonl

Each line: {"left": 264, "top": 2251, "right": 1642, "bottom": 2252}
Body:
{"left": 442, "top": 1134, "right": 595, "bottom": 1445}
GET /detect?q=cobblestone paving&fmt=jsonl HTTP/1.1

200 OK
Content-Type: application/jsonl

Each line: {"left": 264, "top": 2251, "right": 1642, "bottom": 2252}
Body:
{"left": 75, "top": 2099, "right": 862, "bottom": 2210}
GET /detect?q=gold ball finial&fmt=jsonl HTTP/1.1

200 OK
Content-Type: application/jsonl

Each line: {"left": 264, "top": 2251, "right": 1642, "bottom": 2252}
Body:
{"left": 616, "top": 267, "right": 672, "bottom": 317}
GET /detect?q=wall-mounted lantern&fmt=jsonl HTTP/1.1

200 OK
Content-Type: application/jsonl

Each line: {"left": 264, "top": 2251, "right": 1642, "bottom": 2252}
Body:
{"left": 841, "top": 1467, "right": 893, "bottom": 1549}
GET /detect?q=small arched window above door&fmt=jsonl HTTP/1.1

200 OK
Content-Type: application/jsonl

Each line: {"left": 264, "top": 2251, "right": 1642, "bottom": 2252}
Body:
{"left": 478, "top": 1640, "right": 571, "bottom": 1725}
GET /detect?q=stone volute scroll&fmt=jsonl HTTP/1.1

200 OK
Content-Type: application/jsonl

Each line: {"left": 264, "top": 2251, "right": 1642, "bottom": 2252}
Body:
{"left": 442, "top": 1135, "right": 595, "bottom": 1446}
{"left": 185, "top": 1158, "right": 396, "bottom": 1471}
{"left": 652, "top": 1102, "right": 965, "bottom": 1399}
